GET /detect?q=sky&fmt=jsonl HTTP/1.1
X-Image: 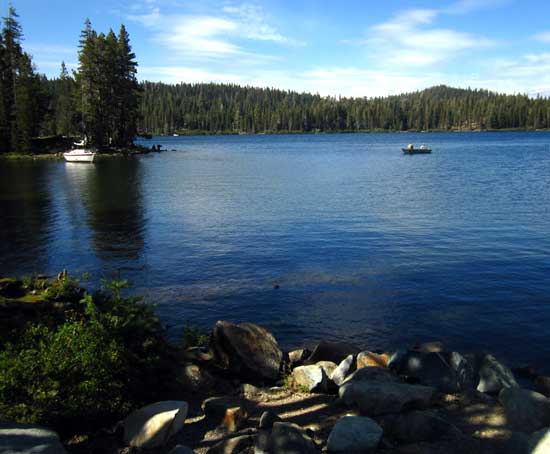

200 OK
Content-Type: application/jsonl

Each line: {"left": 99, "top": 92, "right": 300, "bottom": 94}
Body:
{"left": 4, "top": 0, "right": 550, "bottom": 98}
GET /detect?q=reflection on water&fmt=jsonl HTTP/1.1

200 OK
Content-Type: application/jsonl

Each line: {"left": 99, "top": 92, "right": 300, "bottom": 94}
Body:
{"left": 2, "top": 132, "right": 550, "bottom": 371}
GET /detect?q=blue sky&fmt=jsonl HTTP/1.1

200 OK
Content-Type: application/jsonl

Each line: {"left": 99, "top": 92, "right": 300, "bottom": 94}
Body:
{"left": 4, "top": 0, "right": 550, "bottom": 97}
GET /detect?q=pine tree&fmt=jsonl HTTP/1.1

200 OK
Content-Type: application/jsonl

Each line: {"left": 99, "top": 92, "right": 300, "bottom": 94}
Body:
{"left": 55, "top": 62, "right": 75, "bottom": 137}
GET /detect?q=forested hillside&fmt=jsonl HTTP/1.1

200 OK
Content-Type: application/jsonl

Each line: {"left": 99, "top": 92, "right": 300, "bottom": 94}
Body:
{"left": 138, "top": 83, "right": 550, "bottom": 134}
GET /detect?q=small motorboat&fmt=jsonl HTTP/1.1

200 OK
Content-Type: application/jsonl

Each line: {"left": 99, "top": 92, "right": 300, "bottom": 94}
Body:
{"left": 402, "top": 144, "right": 432, "bottom": 154}
{"left": 63, "top": 142, "right": 96, "bottom": 162}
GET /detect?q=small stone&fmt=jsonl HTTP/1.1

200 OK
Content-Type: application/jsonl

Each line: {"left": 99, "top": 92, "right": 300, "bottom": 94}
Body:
{"left": 413, "top": 341, "right": 445, "bottom": 353}
{"left": 179, "top": 363, "right": 216, "bottom": 393}
{"left": 292, "top": 365, "right": 328, "bottom": 393}
{"left": 326, "top": 416, "right": 383, "bottom": 452}
{"left": 476, "top": 354, "right": 518, "bottom": 394}
{"left": 357, "top": 351, "right": 390, "bottom": 369}
{"left": 316, "top": 361, "right": 338, "bottom": 378}
{"left": 331, "top": 354, "right": 356, "bottom": 386}
{"left": 223, "top": 406, "right": 249, "bottom": 432}
{"left": 259, "top": 411, "right": 281, "bottom": 430}
{"left": 269, "top": 422, "right": 319, "bottom": 454}
{"left": 202, "top": 396, "right": 244, "bottom": 424}
{"left": 241, "top": 383, "right": 261, "bottom": 397}
{"left": 499, "top": 387, "right": 550, "bottom": 432}
{"left": 288, "top": 349, "right": 311, "bottom": 368}
{"left": 123, "top": 401, "right": 188, "bottom": 449}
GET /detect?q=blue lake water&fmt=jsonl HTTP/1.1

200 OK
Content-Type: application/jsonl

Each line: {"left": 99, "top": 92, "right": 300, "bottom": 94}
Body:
{"left": 1, "top": 132, "right": 550, "bottom": 370}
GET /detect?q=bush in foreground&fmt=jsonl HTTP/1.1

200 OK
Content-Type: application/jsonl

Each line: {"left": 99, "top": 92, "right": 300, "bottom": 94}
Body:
{"left": 0, "top": 275, "right": 174, "bottom": 434}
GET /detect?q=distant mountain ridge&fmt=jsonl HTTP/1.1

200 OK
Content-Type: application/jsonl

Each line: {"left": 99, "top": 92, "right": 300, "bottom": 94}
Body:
{"left": 138, "top": 82, "right": 550, "bottom": 135}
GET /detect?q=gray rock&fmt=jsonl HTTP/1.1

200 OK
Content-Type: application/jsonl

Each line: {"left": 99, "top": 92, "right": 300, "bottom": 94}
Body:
{"left": 476, "top": 354, "right": 518, "bottom": 394}
{"left": 208, "top": 434, "right": 254, "bottom": 454}
{"left": 389, "top": 350, "right": 475, "bottom": 393}
{"left": 288, "top": 349, "right": 311, "bottom": 368}
{"left": 342, "top": 365, "right": 399, "bottom": 385}
{"left": 381, "top": 410, "right": 461, "bottom": 442}
{"left": 259, "top": 411, "right": 281, "bottom": 430}
{"left": 124, "top": 400, "right": 188, "bottom": 449}
{"left": 316, "top": 361, "right": 338, "bottom": 378}
{"left": 268, "top": 422, "right": 320, "bottom": 454}
{"left": 168, "top": 445, "right": 194, "bottom": 454}
{"left": 529, "top": 428, "right": 550, "bottom": 454}
{"left": 326, "top": 416, "right": 383, "bottom": 452}
{"left": 499, "top": 388, "right": 550, "bottom": 432}
{"left": 331, "top": 354, "right": 356, "bottom": 386}
{"left": 292, "top": 365, "right": 328, "bottom": 393}
{"left": 179, "top": 363, "right": 216, "bottom": 393}
{"left": 339, "top": 379, "right": 435, "bottom": 416}
{"left": 0, "top": 423, "right": 66, "bottom": 454}
{"left": 306, "top": 341, "right": 360, "bottom": 365}
{"left": 211, "top": 321, "right": 283, "bottom": 382}
{"left": 202, "top": 396, "right": 245, "bottom": 424}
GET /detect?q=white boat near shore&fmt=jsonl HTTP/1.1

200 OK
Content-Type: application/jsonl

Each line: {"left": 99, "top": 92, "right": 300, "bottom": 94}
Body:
{"left": 63, "top": 149, "right": 96, "bottom": 162}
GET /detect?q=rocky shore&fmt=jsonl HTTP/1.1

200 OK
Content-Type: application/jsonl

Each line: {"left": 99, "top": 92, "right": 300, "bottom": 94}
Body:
{"left": 4, "top": 316, "right": 550, "bottom": 454}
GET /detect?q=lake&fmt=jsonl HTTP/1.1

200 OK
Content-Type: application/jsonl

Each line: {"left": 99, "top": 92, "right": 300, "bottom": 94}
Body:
{"left": 1, "top": 132, "right": 550, "bottom": 370}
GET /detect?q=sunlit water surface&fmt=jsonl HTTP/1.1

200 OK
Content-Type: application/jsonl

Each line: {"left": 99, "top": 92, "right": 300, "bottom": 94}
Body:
{"left": 1, "top": 132, "right": 550, "bottom": 369}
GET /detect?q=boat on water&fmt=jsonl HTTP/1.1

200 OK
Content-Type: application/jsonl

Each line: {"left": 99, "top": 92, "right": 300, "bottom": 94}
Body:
{"left": 63, "top": 140, "right": 96, "bottom": 162}
{"left": 402, "top": 144, "right": 432, "bottom": 154}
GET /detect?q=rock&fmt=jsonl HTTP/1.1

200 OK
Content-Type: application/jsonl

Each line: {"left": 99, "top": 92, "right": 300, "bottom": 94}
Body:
{"left": 183, "top": 346, "right": 213, "bottom": 363}
{"left": 0, "top": 423, "right": 67, "bottom": 454}
{"left": 499, "top": 388, "right": 550, "bottom": 432}
{"left": 124, "top": 401, "right": 188, "bottom": 449}
{"left": 211, "top": 321, "right": 283, "bottom": 382}
{"left": 259, "top": 411, "right": 281, "bottom": 430}
{"left": 357, "top": 351, "right": 390, "bottom": 369}
{"left": 241, "top": 383, "right": 261, "bottom": 397}
{"left": 202, "top": 396, "right": 245, "bottom": 424}
{"left": 267, "top": 422, "right": 320, "bottom": 454}
{"left": 339, "top": 380, "right": 435, "bottom": 416}
{"left": 389, "top": 350, "right": 474, "bottom": 393}
{"left": 330, "top": 354, "right": 356, "bottom": 386}
{"left": 326, "top": 416, "right": 383, "bottom": 452}
{"left": 223, "top": 406, "right": 249, "bottom": 432}
{"left": 381, "top": 410, "right": 461, "bottom": 442}
{"left": 342, "top": 365, "right": 399, "bottom": 385}
{"left": 476, "top": 354, "right": 518, "bottom": 394}
{"left": 413, "top": 341, "right": 445, "bottom": 353}
{"left": 292, "top": 365, "right": 328, "bottom": 393}
{"left": 209, "top": 434, "right": 254, "bottom": 454}
{"left": 168, "top": 445, "right": 194, "bottom": 454}
{"left": 316, "top": 361, "right": 338, "bottom": 378}
{"left": 530, "top": 428, "right": 550, "bottom": 454}
{"left": 306, "top": 341, "right": 360, "bottom": 365}
{"left": 536, "top": 377, "right": 550, "bottom": 398}
{"left": 288, "top": 349, "right": 311, "bottom": 368}
{"left": 179, "top": 363, "right": 217, "bottom": 393}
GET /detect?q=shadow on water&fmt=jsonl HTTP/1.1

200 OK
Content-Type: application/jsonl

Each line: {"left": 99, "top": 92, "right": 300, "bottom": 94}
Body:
{"left": 0, "top": 160, "right": 53, "bottom": 272}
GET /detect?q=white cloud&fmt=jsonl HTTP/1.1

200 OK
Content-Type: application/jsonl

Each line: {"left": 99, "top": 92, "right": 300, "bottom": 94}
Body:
{"left": 363, "top": 8, "right": 493, "bottom": 68}
{"left": 533, "top": 31, "right": 550, "bottom": 43}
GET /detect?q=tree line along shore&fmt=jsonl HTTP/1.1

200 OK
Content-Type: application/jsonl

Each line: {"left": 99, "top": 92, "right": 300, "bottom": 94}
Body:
{"left": 2, "top": 7, "right": 550, "bottom": 157}
{"left": 2, "top": 272, "right": 550, "bottom": 454}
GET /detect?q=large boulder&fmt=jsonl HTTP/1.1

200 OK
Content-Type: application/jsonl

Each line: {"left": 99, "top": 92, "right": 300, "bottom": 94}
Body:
{"left": 305, "top": 341, "right": 360, "bottom": 365}
{"left": 326, "top": 416, "right": 383, "bottom": 452}
{"left": 330, "top": 354, "right": 356, "bottom": 386}
{"left": 499, "top": 388, "right": 550, "bottom": 432}
{"left": 476, "top": 354, "right": 518, "bottom": 394}
{"left": 389, "top": 350, "right": 474, "bottom": 393}
{"left": 211, "top": 321, "right": 283, "bottom": 382}
{"left": 0, "top": 423, "right": 66, "bottom": 454}
{"left": 339, "top": 379, "right": 435, "bottom": 416}
{"left": 123, "top": 401, "right": 188, "bottom": 449}
{"left": 381, "top": 410, "right": 461, "bottom": 442}
{"left": 292, "top": 365, "right": 329, "bottom": 393}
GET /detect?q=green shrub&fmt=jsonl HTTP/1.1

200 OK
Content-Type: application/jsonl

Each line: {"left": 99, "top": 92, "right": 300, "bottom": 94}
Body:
{"left": 182, "top": 323, "right": 209, "bottom": 349}
{"left": 0, "top": 281, "right": 173, "bottom": 434}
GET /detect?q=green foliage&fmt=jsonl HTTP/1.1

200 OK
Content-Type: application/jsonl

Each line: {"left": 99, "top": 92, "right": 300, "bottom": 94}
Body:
{"left": 0, "top": 278, "right": 172, "bottom": 434}
{"left": 181, "top": 323, "right": 209, "bottom": 349}
{"left": 44, "top": 275, "right": 82, "bottom": 302}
